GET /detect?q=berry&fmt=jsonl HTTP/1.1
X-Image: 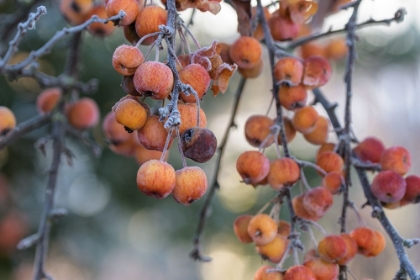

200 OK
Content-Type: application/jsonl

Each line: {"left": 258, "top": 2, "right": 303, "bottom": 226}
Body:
{"left": 172, "top": 166, "right": 208, "bottom": 205}
{"left": 136, "top": 159, "right": 176, "bottom": 198}
{"left": 181, "top": 127, "right": 217, "bottom": 163}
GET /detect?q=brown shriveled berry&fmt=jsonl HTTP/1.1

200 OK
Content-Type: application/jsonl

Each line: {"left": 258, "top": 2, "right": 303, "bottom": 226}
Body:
{"left": 371, "top": 170, "right": 406, "bottom": 203}
{"left": 254, "top": 265, "right": 284, "bottom": 280}
{"left": 114, "top": 98, "right": 148, "bottom": 132}
{"left": 267, "top": 158, "right": 300, "bottom": 190}
{"left": 179, "top": 63, "right": 211, "bottom": 103}
{"left": 245, "top": 115, "right": 274, "bottom": 148}
{"left": 86, "top": 5, "right": 116, "bottom": 37}
{"left": 233, "top": 215, "right": 254, "bottom": 243}
{"left": 302, "top": 56, "right": 332, "bottom": 88}
{"left": 36, "top": 87, "right": 62, "bottom": 114}
{"left": 67, "top": 98, "right": 99, "bottom": 130}
{"left": 236, "top": 151, "right": 270, "bottom": 186}
{"left": 181, "top": 127, "right": 217, "bottom": 163}
{"left": 318, "top": 235, "right": 347, "bottom": 263}
{"left": 0, "top": 106, "right": 16, "bottom": 135}
{"left": 278, "top": 85, "right": 308, "bottom": 111}
{"left": 173, "top": 166, "right": 208, "bottom": 205}
{"left": 137, "top": 115, "right": 174, "bottom": 151}
{"left": 247, "top": 214, "right": 278, "bottom": 245}
{"left": 229, "top": 36, "right": 262, "bottom": 69}
{"left": 112, "top": 45, "right": 144, "bottom": 76}
{"left": 106, "top": 0, "right": 140, "bottom": 26}
{"left": 303, "top": 116, "right": 330, "bottom": 145}
{"left": 274, "top": 57, "right": 304, "bottom": 86}
{"left": 217, "top": 43, "right": 234, "bottom": 64}
{"left": 353, "top": 137, "right": 386, "bottom": 164}
{"left": 277, "top": 117, "right": 297, "bottom": 145}
{"left": 136, "top": 159, "right": 176, "bottom": 198}
{"left": 135, "top": 5, "right": 167, "bottom": 45}
{"left": 292, "top": 106, "right": 319, "bottom": 134}
{"left": 380, "top": 146, "right": 411, "bottom": 176}
{"left": 133, "top": 61, "right": 174, "bottom": 100}
{"left": 256, "top": 234, "right": 289, "bottom": 263}
{"left": 303, "top": 186, "right": 333, "bottom": 217}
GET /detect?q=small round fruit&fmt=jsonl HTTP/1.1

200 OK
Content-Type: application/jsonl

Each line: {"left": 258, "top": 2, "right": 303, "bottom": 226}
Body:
{"left": 173, "top": 166, "right": 208, "bottom": 205}
{"left": 181, "top": 127, "right": 217, "bottom": 163}
{"left": 380, "top": 146, "right": 411, "bottom": 176}
{"left": 245, "top": 115, "right": 274, "bottom": 148}
{"left": 256, "top": 234, "right": 289, "bottom": 263}
{"left": 303, "top": 116, "right": 330, "bottom": 145}
{"left": 302, "top": 56, "right": 332, "bottom": 88}
{"left": 321, "top": 172, "right": 343, "bottom": 194}
{"left": 316, "top": 151, "right": 344, "bottom": 175}
{"left": 284, "top": 265, "right": 316, "bottom": 280}
{"left": 112, "top": 45, "right": 144, "bottom": 76}
{"left": 114, "top": 99, "right": 148, "bottom": 132}
{"left": 133, "top": 61, "right": 174, "bottom": 100}
{"left": 278, "top": 85, "right": 308, "bottom": 111}
{"left": 267, "top": 158, "right": 300, "bottom": 190}
{"left": 353, "top": 137, "right": 386, "bottom": 164}
{"left": 137, "top": 116, "right": 174, "bottom": 151}
{"left": 36, "top": 87, "right": 62, "bottom": 114}
{"left": 247, "top": 214, "right": 278, "bottom": 245}
{"left": 102, "top": 111, "right": 131, "bottom": 144}
{"left": 371, "top": 170, "right": 406, "bottom": 203}
{"left": 404, "top": 175, "right": 420, "bottom": 202}
{"left": 254, "top": 265, "right": 284, "bottom": 280}
{"left": 106, "top": 0, "right": 140, "bottom": 26}
{"left": 86, "top": 5, "right": 116, "bottom": 37}
{"left": 303, "top": 186, "right": 333, "bottom": 217}
{"left": 303, "top": 257, "right": 339, "bottom": 280}
{"left": 337, "top": 233, "right": 358, "bottom": 265}
{"left": 229, "top": 36, "right": 262, "bottom": 69}
{"left": 135, "top": 5, "right": 167, "bottom": 45}
{"left": 233, "top": 215, "right": 254, "bottom": 243}
{"left": 179, "top": 63, "right": 211, "bottom": 103}
{"left": 292, "top": 106, "right": 319, "bottom": 134}
{"left": 236, "top": 151, "right": 270, "bottom": 185}
{"left": 277, "top": 116, "right": 297, "bottom": 145}
{"left": 178, "top": 103, "right": 207, "bottom": 135}
{"left": 318, "top": 234, "right": 347, "bottom": 263}
{"left": 67, "top": 98, "right": 99, "bottom": 130}
{"left": 134, "top": 144, "right": 164, "bottom": 165}
{"left": 136, "top": 159, "right": 176, "bottom": 198}
{"left": 0, "top": 106, "right": 16, "bottom": 135}
{"left": 274, "top": 57, "right": 304, "bottom": 86}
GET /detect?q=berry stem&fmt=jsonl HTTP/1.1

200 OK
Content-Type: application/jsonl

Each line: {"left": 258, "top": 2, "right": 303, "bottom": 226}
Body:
{"left": 176, "top": 128, "right": 187, "bottom": 168}
{"left": 160, "top": 127, "right": 174, "bottom": 162}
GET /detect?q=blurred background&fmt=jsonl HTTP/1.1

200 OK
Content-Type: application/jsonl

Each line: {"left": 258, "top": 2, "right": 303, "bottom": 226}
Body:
{"left": 0, "top": 0, "right": 419, "bottom": 279}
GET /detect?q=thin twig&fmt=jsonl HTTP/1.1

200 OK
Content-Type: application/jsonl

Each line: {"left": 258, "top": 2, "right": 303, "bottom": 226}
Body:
{"left": 284, "top": 8, "right": 406, "bottom": 49}
{"left": 190, "top": 77, "right": 247, "bottom": 261}
{"left": 0, "top": 113, "right": 52, "bottom": 150}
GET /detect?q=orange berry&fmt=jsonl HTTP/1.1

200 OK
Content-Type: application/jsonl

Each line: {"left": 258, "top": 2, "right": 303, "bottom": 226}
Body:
{"left": 245, "top": 115, "right": 274, "bottom": 148}
{"left": 233, "top": 215, "right": 254, "bottom": 243}
{"left": 321, "top": 172, "right": 343, "bottom": 194}
{"left": 350, "top": 227, "right": 386, "bottom": 257}
{"left": 337, "top": 233, "right": 358, "bottom": 265}
{"left": 293, "top": 194, "right": 321, "bottom": 221}
{"left": 277, "top": 220, "right": 291, "bottom": 237}
{"left": 137, "top": 116, "right": 173, "bottom": 151}
{"left": 303, "top": 257, "right": 339, "bottom": 280}
{"left": 102, "top": 111, "right": 131, "bottom": 144}
{"left": 236, "top": 151, "right": 270, "bottom": 185}
{"left": 112, "top": 45, "right": 144, "bottom": 76}
{"left": 254, "top": 265, "right": 284, "bottom": 280}
{"left": 318, "top": 234, "right": 347, "bottom": 263}
{"left": 67, "top": 98, "right": 99, "bottom": 130}
{"left": 277, "top": 117, "right": 297, "bottom": 145}
{"left": 256, "top": 234, "right": 289, "bottom": 263}
{"left": 380, "top": 146, "right": 411, "bottom": 176}
{"left": 302, "top": 56, "right": 332, "bottom": 88}
{"left": 284, "top": 265, "right": 316, "bottom": 280}
{"left": 133, "top": 144, "right": 164, "bottom": 165}
{"left": 136, "top": 159, "right": 176, "bottom": 198}
{"left": 326, "top": 38, "right": 348, "bottom": 60}
{"left": 274, "top": 57, "right": 304, "bottom": 86}
{"left": 300, "top": 43, "right": 326, "bottom": 60}
{"left": 278, "top": 85, "right": 308, "bottom": 111}
{"left": 229, "top": 36, "right": 262, "bottom": 69}
{"left": 268, "top": 13, "right": 300, "bottom": 41}
{"left": 60, "top": 0, "right": 94, "bottom": 25}
{"left": 36, "top": 87, "right": 62, "bottom": 114}
{"left": 303, "top": 116, "right": 330, "bottom": 145}
{"left": 292, "top": 106, "right": 319, "bottom": 134}
{"left": 316, "top": 151, "right": 344, "bottom": 175}
{"left": 178, "top": 103, "right": 207, "bottom": 135}
{"left": 0, "top": 107, "right": 17, "bottom": 135}
{"left": 238, "top": 59, "right": 264, "bottom": 79}
{"left": 267, "top": 158, "right": 300, "bottom": 190}
{"left": 247, "top": 214, "right": 278, "bottom": 245}
{"left": 316, "top": 143, "right": 336, "bottom": 160}
{"left": 179, "top": 64, "right": 211, "bottom": 103}
{"left": 133, "top": 61, "right": 174, "bottom": 100}
{"left": 135, "top": 5, "right": 167, "bottom": 45}
{"left": 113, "top": 98, "right": 148, "bottom": 132}
{"left": 173, "top": 166, "right": 208, "bottom": 205}
{"left": 303, "top": 186, "right": 333, "bottom": 217}
{"left": 106, "top": 0, "right": 140, "bottom": 26}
